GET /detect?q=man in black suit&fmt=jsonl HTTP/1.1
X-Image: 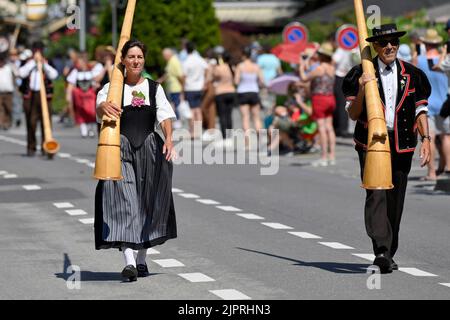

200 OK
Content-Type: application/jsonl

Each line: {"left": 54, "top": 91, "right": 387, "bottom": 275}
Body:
{"left": 343, "top": 24, "right": 432, "bottom": 273}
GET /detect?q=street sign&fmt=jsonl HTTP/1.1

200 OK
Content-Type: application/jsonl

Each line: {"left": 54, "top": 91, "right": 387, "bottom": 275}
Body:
{"left": 282, "top": 22, "right": 309, "bottom": 45}
{"left": 336, "top": 24, "right": 359, "bottom": 51}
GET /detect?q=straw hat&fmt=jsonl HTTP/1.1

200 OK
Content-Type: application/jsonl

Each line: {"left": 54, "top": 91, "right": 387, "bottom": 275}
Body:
{"left": 317, "top": 42, "right": 334, "bottom": 57}
{"left": 420, "top": 29, "right": 443, "bottom": 45}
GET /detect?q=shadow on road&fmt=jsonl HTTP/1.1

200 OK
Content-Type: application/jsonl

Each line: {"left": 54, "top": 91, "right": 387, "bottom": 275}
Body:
{"left": 236, "top": 247, "right": 369, "bottom": 274}
{"left": 54, "top": 253, "right": 161, "bottom": 283}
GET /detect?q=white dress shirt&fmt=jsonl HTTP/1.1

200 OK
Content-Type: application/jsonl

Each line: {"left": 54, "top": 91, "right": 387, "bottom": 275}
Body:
{"left": 378, "top": 58, "right": 397, "bottom": 130}
{"left": 19, "top": 59, "right": 58, "bottom": 91}
{"left": 96, "top": 79, "right": 176, "bottom": 126}
{"left": 378, "top": 58, "right": 428, "bottom": 130}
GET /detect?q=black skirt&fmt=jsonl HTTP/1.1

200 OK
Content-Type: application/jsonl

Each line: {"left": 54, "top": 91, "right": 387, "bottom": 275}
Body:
{"left": 95, "top": 133, "right": 177, "bottom": 250}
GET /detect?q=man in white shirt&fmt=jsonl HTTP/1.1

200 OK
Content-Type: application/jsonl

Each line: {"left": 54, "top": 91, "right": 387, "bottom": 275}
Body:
{"left": 182, "top": 42, "right": 208, "bottom": 138}
{"left": 0, "top": 52, "right": 16, "bottom": 130}
{"left": 19, "top": 41, "right": 58, "bottom": 157}
{"left": 343, "top": 24, "right": 431, "bottom": 273}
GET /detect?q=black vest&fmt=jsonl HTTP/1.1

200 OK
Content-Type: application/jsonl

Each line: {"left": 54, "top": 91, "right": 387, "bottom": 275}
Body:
{"left": 120, "top": 79, "right": 158, "bottom": 149}
{"left": 342, "top": 58, "right": 431, "bottom": 153}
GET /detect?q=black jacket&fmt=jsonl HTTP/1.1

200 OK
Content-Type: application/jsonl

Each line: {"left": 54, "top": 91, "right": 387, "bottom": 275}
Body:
{"left": 342, "top": 58, "right": 431, "bottom": 153}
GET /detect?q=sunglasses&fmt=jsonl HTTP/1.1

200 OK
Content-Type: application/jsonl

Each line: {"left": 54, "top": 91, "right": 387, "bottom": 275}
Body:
{"left": 375, "top": 38, "right": 400, "bottom": 47}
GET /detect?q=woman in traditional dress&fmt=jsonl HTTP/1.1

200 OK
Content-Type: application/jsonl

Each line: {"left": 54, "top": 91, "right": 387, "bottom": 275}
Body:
{"left": 95, "top": 40, "right": 177, "bottom": 282}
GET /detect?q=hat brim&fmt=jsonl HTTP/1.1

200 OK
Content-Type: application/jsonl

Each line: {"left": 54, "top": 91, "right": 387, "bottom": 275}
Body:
{"left": 419, "top": 37, "right": 443, "bottom": 44}
{"left": 366, "top": 31, "right": 406, "bottom": 42}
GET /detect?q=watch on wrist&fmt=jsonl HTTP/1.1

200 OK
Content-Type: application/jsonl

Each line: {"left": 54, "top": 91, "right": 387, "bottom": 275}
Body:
{"left": 421, "top": 135, "right": 431, "bottom": 142}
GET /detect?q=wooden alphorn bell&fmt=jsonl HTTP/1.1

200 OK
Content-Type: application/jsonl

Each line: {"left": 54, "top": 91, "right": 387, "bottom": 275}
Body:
{"left": 37, "top": 59, "right": 60, "bottom": 157}
{"left": 93, "top": 0, "right": 137, "bottom": 180}
{"left": 354, "top": 0, "right": 393, "bottom": 189}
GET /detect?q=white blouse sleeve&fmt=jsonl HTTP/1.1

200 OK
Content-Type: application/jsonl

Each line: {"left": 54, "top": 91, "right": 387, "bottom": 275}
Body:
{"left": 96, "top": 83, "right": 110, "bottom": 123}
{"left": 156, "top": 84, "right": 177, "bottom": 125}
{"left": 66, "top": 69, "right": 78, "bottom": 85}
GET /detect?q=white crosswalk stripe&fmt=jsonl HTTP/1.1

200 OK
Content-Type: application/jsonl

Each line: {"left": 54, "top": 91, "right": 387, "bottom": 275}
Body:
{"left": 209, "top": 289, "right": 251, "bottom": 300}
{"left": 288, "top": 232, "right": 322, "bottom": 239}
{"left": 178, "top": 273, "right": 215, "bottom": 283}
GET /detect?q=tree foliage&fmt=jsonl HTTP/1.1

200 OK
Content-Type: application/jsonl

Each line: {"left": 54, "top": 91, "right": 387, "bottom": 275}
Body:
{"left": 95, "top": 0, "right": 221, "bottom": 73}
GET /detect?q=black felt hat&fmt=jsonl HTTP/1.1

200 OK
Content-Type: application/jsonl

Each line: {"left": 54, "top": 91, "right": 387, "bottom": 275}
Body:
{"left": 366, "top": 24, "right": 407, "bottom": 42}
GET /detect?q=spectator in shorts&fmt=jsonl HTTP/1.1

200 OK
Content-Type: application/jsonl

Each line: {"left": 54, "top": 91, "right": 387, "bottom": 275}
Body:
{"left": 182, "top": 42, "right": 208, "bottom": 139}
{"left": 415, "top": 29, "right": 448, "bottom": 180}
{"left": 235, "top": 47, "right": 265, "bottom": 148}
{"left": 299, "top": 42, "right": 336, "bottom": 166}
{"left": 160, "top": 48, "right": 184, "bottom": 129}
{"left": 257, "top": 44, "right": 282, "bottom": 112}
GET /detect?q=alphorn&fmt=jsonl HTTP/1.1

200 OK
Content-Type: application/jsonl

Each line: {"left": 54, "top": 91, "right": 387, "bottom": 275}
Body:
{"left": 94, "top": 0, "right": 137, "bottom": 180}
{"left": 37, "top": 59, "right": 60, "bottom": 157}
{"left": 354, "top": 0, "right": 393, "bottom": 189}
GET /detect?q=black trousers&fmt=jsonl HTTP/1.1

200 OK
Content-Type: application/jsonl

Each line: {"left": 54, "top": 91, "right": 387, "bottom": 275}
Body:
{"left": 215, "top": 93, "right": 236, "bottom": 139}
{"left": 357, "top": 133, "right": 413, "bottom": 258}
{"left": 333, "top": 76, "right": 348, "bottom": 136}
{"left": 23, "top": 92, "right": 53, "bottom": 153}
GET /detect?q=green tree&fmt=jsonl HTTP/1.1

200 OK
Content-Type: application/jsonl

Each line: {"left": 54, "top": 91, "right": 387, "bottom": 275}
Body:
{"left": 96, "top": 0, "right": 220, "bottom": 72}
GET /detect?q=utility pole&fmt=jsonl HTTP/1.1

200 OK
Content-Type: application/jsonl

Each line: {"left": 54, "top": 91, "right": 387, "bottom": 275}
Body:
{"left": 79, "top": 0, "right": 86, "bottom": 52}
{"left": 111, "top": 0, "right": 118, "bottom": 48}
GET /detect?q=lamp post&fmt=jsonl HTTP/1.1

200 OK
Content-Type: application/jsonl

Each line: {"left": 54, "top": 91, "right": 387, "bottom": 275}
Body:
{"left": 79, "top": 0, "right": 86, "bottom": 52}
{"left": 110, "top": 0, "right": 118, "bottom": 48}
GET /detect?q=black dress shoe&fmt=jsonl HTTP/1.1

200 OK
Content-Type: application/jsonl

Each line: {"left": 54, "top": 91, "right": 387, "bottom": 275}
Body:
{"left": 373, "top": 253, "right": 393, "bottom": 274}
{"left": 121, "top": 265, "right": 138, "bottom": 282}
{"left": 391, "top": 260, "right": 398, "bottom": 270}
{"left": 137, "top": 264, "right": 149, "bottom": 277}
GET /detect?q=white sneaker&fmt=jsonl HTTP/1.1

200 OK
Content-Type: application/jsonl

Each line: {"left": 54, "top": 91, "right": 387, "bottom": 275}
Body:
{"left": 311, "top": 159, "right": 328, "bottom": 167}
{"left": 328, "top": 158, "right": 336, "bottom": 166}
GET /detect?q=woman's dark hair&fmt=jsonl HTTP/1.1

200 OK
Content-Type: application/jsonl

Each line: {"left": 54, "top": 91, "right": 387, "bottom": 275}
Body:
{"left": 318, "top": 52, "right": 332, "bottom": 63}
{"left": 242, "top": 46, "right": 252, "bottom": 59}
{"left": 121, "top": 39, "right": 147, "bottom": 58}
{"left": 222, "top": 51, "right": 231, "bottom": 64}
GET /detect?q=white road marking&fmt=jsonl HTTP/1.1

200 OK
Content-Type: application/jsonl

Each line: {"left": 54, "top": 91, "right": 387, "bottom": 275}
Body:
{"left": 75, "top": 159, "right": 90, "bottom": 164}
{"left": 57, "top": 153, "right": 72, "bottom": 158}
{"left": 53, "top": 202, "right": 75, "bottom": 209}
{"left": 178, "top": 193, "right": 200, "bottom": 199}
{"left": 0, "top": 135, "right": 26, "bottom": 146}
{"left": 147, "top": 248, "right": 160, "bottom": 255}
{"left": 288, "top": 232, "right": 322, "bottom": 239}
{"left": 3, "top": 174, "right": 18, "bottom": 179}
{"left": 196, "top": 199, "right": 221, "bottom": 205}
{"left": 0, "top": 171, "right": 8, "bottom": 175}
{"left": 152, "top": 259, "right": 185, "bottom": 268}
{"left": 216, "top": 206, "right": 242, "bottom": 212}
{"left": 399, "top": 268, "right": 438, "bottom": 277}
{"left": 236, "top": 213, "right": 265, "bottom": 220}
{"left": 22, "top": 185, "right": 41, "bottom": 191}
{"left": 79, "top": 218, "right": 94, "bottom": 224}
{"left": 178, "top": 273, "right": 215, "bottom": 283}
{"left": 209, "top": 289, "right": 251, "bottom": 300}
{"left": 261, "top": 222, "right": 294, "bottom": 230}
{"left": 439, "top": 283, "right": 450, "bottom": 288}
{"left": 318, "top": 242, "right": 355, "bottom": 249}
{"left": 352, "top": 253, "right": 376, "bottom": 261}
{"left": 172, "top": 188, "right": 184, "bottom": 193}
{"left": 65, "top": 209, "right": 88, "bottom": 216}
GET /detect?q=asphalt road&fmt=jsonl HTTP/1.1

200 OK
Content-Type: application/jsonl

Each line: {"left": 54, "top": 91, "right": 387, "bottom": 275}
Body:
{"left": 0, "top": 116, "right": 449, "bottom": 300}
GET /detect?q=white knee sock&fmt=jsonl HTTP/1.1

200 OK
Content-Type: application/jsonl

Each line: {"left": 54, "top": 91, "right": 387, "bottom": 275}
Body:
{"left": 136, "top": 249, "right": 147, "bottom": 265}
{"left": 122, "top": 247, "right": 136, "bottom": 267}
{"left": 80, "top": 123, "right": 88, "bottom": 137}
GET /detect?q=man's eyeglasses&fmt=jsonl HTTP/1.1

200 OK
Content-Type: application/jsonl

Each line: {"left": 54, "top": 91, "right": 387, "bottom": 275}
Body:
{"left": 375, "top": 38, "right": 400, "bottom": 47}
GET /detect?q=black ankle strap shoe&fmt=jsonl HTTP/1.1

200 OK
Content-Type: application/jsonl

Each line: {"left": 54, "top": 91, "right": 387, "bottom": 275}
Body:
{"left": 136, "top": 264, "right": 149, "bottom": 277}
